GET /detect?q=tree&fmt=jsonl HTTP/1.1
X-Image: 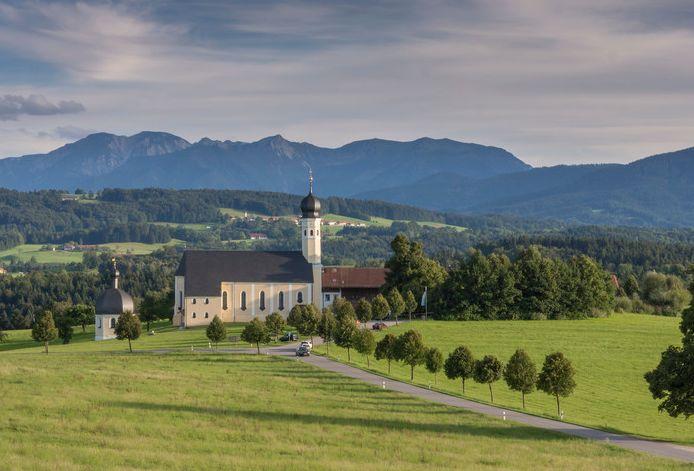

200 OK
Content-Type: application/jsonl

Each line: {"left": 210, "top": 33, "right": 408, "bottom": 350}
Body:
{"left": 139, "top": 290, "right": 172, "bottom": 331}
{"left": 640, "top": 271, "right": 690, "bottom": 316}
{"left": 513, "top": 246, "right": 560, "bottom": 319}
{"left": 332, "top": 297, "right": 356, "bottom": 323}
{"left": 375, "top": 333, "right": 398, "bottom": 373}
{"left": 287, "top": 304, "right": 321, "bottom": 343}
{"left": 115, "top": 311, "right": 142, "bottom": 353}
{"left": 384, "top": 234, "right": 446, "bottom": 296}
{"left": 473, "top": 355, "right": 503, "bottom": 403}
{"left": 404, "top": 290, "right": 418, "bottom": 321}
{"left": 371, "top": 294, "right": 390, "bottom": 321}
{"left": 355, "top": 298, "right": 373, "bottom": 324}
{"left": 354, "top": 328, "right": 376, "bottom": 367}
{"left": 425, "top": 347, "right": 444, "bottom": 385}
{"left": 241, "top": 318, "right": 270, "bottom": 354}
{"left": 537, "top": 352, "right": 576, "bottom": 417}
{"left": 265, "top": 311, "right": 286, "bottom": 341}
{"left": 387, "top": 288, "right": 406, "bottom": 325}
{"left": 318, "top": 308, "right": 337, "bottom": 354}
{"left": 503, "top": 349, "right": 537, "bottom": 408}
{"left": 334, "top": 316, "right": 358, "bottom": 362}
{"left": 66, "top": 304, "right": 95, "bottom": 333}
{"left": 56, "top": 315, "right": 74, "bottom": 344}
{"left": 287, "top": 305, "right": 304, "bottom": 329}
{"left": 645, "top": 268, "right": 694, "bottom": 418}
{"left": 444, "top": 345, "right": 475, "bottom": 394}
{"left": 395, "top": 329, "right": 427, "bottom": 381}
{"left": 206, "top": 315, "right": 227, "bottom": 349}
{"left": 623, "top": 274, "right": 640, "bottom": 298}
{"left": 31, "top": 311, "right": 58, "bottom": 354}
{"left": 0, "top": 329, "right": 7, "bottom": 343}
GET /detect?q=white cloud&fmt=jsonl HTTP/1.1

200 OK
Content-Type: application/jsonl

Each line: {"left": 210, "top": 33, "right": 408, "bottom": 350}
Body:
{"left": 0, "top": 94, "right": 84, "bottom": 120}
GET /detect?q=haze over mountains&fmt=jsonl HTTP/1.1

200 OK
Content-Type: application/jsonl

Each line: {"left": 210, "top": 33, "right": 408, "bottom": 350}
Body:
{"left": 0, "top": 131, "right": 693, "bottom": 227}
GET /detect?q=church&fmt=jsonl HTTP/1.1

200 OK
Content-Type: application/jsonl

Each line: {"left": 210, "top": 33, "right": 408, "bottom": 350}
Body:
{"left": 172, "top": 177, "right": 386, "bottom": 327}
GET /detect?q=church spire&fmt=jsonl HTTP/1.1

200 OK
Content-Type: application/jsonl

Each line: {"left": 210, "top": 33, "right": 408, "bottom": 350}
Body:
{"left": 112, "top": 257, "right": 120, "bottom": 289}
{"left": 309, "top": 169, "right": 314, "bottom": 194}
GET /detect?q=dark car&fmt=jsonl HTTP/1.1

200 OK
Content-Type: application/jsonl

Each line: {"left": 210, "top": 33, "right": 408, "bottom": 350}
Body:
{"left": 296, "top": 345, "right": 310, "bottom": 357}
{"left": 280, "top": 332, "right": 299, "bottom": 342}
{"left": 372, "top": 322, "right": 388, "bottom": 330}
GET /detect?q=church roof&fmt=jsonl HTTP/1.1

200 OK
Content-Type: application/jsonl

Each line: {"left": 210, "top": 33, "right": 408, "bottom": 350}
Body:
{"left": 176, "top": 250, "right": 314, "bottom": 296}
{"left": 96, "top": 288, "right": 135, "bottom": 315}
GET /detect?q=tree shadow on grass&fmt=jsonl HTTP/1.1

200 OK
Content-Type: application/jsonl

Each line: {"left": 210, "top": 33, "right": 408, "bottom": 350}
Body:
{"left": 107, "top": 400, "right": 575, "bottom": 442}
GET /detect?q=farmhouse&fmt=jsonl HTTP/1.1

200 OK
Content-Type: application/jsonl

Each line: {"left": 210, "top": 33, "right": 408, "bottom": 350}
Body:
{"left": 173, "top": 178, "right": 387, "bottom": 326}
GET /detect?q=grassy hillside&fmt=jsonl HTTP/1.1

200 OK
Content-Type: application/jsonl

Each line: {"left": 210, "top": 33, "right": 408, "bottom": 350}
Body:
{"left": 0, "top": 352, "right": 685, "bottom": 470}
{"left": 314, "top": 314, "right": 693, "bottom": 444}
{"left": 0, "top": 241, "right": 183, "bottom": 264}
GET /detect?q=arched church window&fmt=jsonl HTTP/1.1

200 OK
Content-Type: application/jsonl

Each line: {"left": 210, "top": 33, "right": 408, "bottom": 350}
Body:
{"left": 205, "top": 298, "right": 209, "bottom": 305}
{"left": 223, "top": 292, "right": 228, "bottom": 310}
{"left": 179, "top": 291, "right": 183, "bottom": 307}
{"left": 310, "top": 230, "right": 313, "bottom": 236}
{"left": 304, "top": 230, "right": 307, "bottom": 236}
{"left": 205, "top": 312, "right": 209, "bottom": 319}
{"left": 192, "top": 298, "right": 197, "bottom": 305}
{"left": 278, "top": 291, "right": 285, "bottom": 311}
{"left": 192, "top": 312, "right": 196, "bottom": 319}
{"left": 241, "top": 291, "right": 247, "bottom": 311}
{"left": 110, "top": 318, "right": 115, "bottom": 328}
{"left": 297, "top": 291, "right": 303, "bottom": 304}
{"left": 260, "top": 291, "right": 266, "bottom": 311}
{"left": 98, "top": 318, "right": 102, "bottom": 328}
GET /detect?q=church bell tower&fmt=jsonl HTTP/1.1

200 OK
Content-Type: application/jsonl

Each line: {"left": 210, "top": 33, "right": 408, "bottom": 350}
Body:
{"left": 300, "top": 172, "right": 322, "bottom": 306}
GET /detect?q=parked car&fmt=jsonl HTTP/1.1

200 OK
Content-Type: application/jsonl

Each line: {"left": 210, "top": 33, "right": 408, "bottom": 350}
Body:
{"left": 372, "top": 322, "right": 388, "bottom": 330}
{"left": 280, "top": 332, "right": 298, "bottom": 342}
{"left": 296, "top": 345, "right": 311, "bottom": 357}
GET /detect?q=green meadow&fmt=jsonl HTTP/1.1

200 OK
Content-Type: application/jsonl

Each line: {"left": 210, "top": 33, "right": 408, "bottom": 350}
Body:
{"left": 0, "top": 242, "right": 182, "bottom": 264}
{"left": 314, "top": 314, "right": 694, "bottom": 444}
{"left": 0, "top": 352, "right": 687, "bottom": 470}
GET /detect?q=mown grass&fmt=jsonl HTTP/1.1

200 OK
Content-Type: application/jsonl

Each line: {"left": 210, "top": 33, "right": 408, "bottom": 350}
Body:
{"left": 0, "top": 353, "right": 686, "bottom": 470}
{"left": 314, "top": 314, "right": 693, "bottom": 444}
{"left": 0, "top": 241, "right": 183, "bottom": 264}
{"left": 0, "top": 321, "right": 277, "bottom": 353}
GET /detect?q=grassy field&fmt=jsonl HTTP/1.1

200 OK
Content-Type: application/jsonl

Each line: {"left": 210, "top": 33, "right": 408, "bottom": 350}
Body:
{"left": 0, "top": 353, "right": 686, "bottom": 470}
{"left": 153, "top": 221, "right": 215, "bottom": 231}
{"left": 314, "top": 314, "right": 694, "bottom": 444}
{"left": 0, "top": 321, "right": 273, "bottom": 354}
{"left": 0, "top": 241, "right": 183, "bottom": 264}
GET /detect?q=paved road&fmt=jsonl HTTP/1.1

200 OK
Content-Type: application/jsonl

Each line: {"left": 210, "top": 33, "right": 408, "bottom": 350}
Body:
{"left": 262, "top": 338, "right": 694, "bottom": 464}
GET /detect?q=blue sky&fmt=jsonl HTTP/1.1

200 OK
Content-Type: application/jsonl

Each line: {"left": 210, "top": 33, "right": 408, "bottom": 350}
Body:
{"left": 1, "top": 0, "right": 694, "bottom": 165}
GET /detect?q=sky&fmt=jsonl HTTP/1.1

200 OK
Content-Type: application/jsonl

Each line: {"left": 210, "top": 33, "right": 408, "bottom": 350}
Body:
{"left": 1, "top": 0, "right": 694, "bottom": 166}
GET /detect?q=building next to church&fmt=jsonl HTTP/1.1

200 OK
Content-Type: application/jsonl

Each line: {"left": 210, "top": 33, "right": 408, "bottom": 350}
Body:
{"left": 95, "top": 259, "right": 134, "bottom": 340}
{"left": 173, "top": 177, "right": 387, "bottom": 327}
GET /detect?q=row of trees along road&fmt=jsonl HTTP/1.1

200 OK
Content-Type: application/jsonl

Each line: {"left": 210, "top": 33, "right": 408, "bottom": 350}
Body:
{"left": 383, "top": 234, "right": 616, "bottom": 320}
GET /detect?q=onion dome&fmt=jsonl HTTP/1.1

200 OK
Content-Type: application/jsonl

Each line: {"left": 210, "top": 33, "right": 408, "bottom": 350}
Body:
{"left": 95, "top": 258, "right": 135, "bottom": 314}
{"left": 300, "top": 170, "right": 320, "bottom": 218}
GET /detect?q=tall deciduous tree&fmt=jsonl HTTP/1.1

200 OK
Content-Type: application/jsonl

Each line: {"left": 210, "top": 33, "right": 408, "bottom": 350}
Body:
{"left": 66, "top": 304, "right": 95, "bottom": 333}
{"left": 31, "top": 311, "right": 58, "bottom": 354}
{"left": 241, "top": 318, "right": 270, "bottom": 354}
{"left": 331, "top": 297, "right": 356, "bottom": 323}
{"left": 56, "top": 314, "right": 74, "bottom": 344}
{"left": 355, "top": 298, "right": 373, "bottom": 324}
{"left": 318, "top": 308, "right": 337, "bottom": 355}
{"left": 645, "top": 268, "right": 694, "bottom": 418}
{"left": 513, "top": 246, "right": 560, "bottom": 319}
{"left": 537, "top": 352, "right": 576, "bottom": 417}
{"left": 387, "top": 289, "right": 406, "bottom": 325}
{"left": 473, "top": 355, "right": 503, "bottom": 403}
{"left": 334, "top": 316, "right": 358, "bottom": 362}
{"left": 206, "top": 315, "right": 227, "bottom": 349}
{"left": 375, "top": 333, "right": 398, "bottom": 373}
{"left": 287, "top": 304, "right": 321, "bottom": 344}
{"left": 425, "top": 347, "right": 444, "bottom": 385}
{"left": 115, "top": 311, "right": 142, "bottom": 353}
{"left": 139, "top": 290, "right": 172, "bottom": 331}
{"left": 384, "top": 234, "right": 447, "bottom": 296}
{"left": 371, "top": 294, "right": 390, "bottom": 321}
{"left": 395, "top": 329, "right": 427, "bottom": 381}
{"left": 354, "top": 328, "right": 376, "bottom": 367}
{"left": 404, "top": 290, "right": 418, "bottom": 321}
{"left": 444, "top": 345, "right": 475, "bottom": 394}
{"left": 264, "top": 311, "right": 286, "bottom": 342}
{"left": 503, "top": 349, "right": 537, "bottom": 408}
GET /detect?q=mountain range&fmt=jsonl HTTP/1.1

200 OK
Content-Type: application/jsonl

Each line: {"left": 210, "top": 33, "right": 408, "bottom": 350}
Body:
{"left": 0, "top": 131, "right": 693, "bottom": 227}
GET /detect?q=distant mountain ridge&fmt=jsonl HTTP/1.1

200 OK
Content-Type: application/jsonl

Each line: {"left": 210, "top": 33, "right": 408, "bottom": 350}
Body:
{"left": 0, "top": 132, "right": 530, "bottom": 195}
{"left": 1, "top": 132, "right": 694, "bottom": 227}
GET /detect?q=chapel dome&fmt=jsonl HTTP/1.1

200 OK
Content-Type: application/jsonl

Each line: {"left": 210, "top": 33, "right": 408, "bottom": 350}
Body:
{"left": 95, "top": 288, "right": 134, "bottom": 315}
{"left": 300, "top": 192, "right": 321, "bottom": 218}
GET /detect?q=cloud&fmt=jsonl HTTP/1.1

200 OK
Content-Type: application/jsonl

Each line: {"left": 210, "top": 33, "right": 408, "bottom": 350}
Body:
{"left": 0, "top": 94, "right": 85, "bottom": 121}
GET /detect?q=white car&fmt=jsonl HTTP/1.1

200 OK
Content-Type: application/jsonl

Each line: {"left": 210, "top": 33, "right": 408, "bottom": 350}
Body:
{"left": 299, "top": 340, "right": 312, "bottom": 350}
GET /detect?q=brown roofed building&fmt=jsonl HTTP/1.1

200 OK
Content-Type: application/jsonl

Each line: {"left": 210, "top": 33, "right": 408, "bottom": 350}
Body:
{"left": 322, "top": 266, "right": 387, "bottom": 306}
